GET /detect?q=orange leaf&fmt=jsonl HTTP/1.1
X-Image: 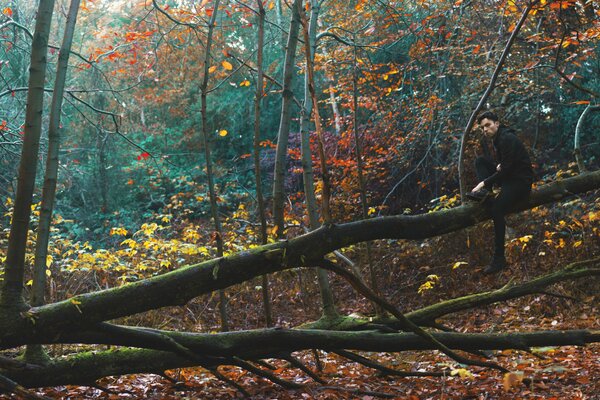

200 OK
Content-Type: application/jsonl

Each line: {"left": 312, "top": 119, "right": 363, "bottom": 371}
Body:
{"left": 2, "top": 7, "right": 13, "bottom": 17}
{"left": 503, "top": 372, "right": 524, "bottom": 391}
{"left": 222, "top": 60, "right": 233, "bottom": 70}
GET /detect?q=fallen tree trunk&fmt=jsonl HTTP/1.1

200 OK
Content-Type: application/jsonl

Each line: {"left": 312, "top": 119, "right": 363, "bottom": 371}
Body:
{"left": 1, "top": 170, "right": 599, "bottom": 348}
{"left": 5, "top": 329, "right": 600, "bottom": 388}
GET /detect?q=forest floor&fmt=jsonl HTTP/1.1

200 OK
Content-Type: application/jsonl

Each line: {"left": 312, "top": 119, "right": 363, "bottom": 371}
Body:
{"left": 9, "top": 190, "right": 600, "bottom": 399}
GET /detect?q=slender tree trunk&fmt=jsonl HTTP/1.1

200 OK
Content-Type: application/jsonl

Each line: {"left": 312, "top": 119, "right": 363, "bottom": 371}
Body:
{"left": 351, "top": 39, "right": 382, "bottom": 316}
{"left": 298, "top": 0, "right": 337, "bottom": 319}
{"left": 574, "top": 104, "right": 599, "bottom": 173}
{"left": 272, "top": 0, "right": 302, "bottom": 236}
{"left": 0, "top": 0, "right": 55, "bottom": 310}
{"left": 301, "top": 4, "right": 332, "bottom": 225}
{"left": 25, "top": 0, "right": 81, "bottom": 364}
{"left": 253, "top": 0, "right": 272, "bottom": 327}
{"left": 199, "top": 0, "right": 228, "bottom": 332}
{"left": 327, "top": 74, "right": 342, "bottom": 135}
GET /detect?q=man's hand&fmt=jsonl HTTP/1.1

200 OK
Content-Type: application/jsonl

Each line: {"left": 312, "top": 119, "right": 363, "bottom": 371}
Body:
{"left": 472, "top": 181, "right": 485, "bottom": 193}
{"left": 496, "top": 163, "right": 501, "bottom": 172}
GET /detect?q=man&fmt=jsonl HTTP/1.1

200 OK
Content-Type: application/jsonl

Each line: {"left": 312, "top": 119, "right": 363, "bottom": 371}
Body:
{"left": 466, "top": 111, "right": 534, "bottom": 274}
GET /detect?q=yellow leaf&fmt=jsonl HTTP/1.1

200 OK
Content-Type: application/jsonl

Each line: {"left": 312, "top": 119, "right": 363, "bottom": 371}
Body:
{"left": 46, "top": 268, "right": 51, "bottom": 277}
{"left": 208, "top": 65, "right": 217, "bottom": 73}
{"left": 222, "top": 60, "right": 233, "bottom": 70}
{"left": 218, "top": 129, "right": 228, "bottom": 137}
{"left": 518, "top": 235, "right": 533, "bottom": 243}
{"left": 573, "top": 240, "right": 582, "bottom": 248}
{"left": 240, "top": 79, "right": 250, "bottom": 86}
{"left": 70, "top": 298, "right": 82, "bottom": 305}
{"left": 450, "top": 368, "right": 473, "bottom": 379}
{"left": 26, "top": 279, "right": 33, "bottom": 286}
{"left": 452, "top": 261, "right": 468, "bottom": 270}
{"left": 268, "top": 1, "right": 274, "bottom": 10}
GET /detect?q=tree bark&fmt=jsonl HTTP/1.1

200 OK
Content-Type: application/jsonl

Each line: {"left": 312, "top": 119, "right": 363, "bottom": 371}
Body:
{"left": 574, "top": 104, "right": 599, "bottom": 173}
{"left": 199, "top": 0, "right": 229, "bottom": 332}
{"left": 0, "top": 0, "right": 56, "bottom": 309}
{"left": 299, "top": 0, "right": 338, "bottom": 319}
{"left": 272, "top": 0, "right": 302, "bottom": 236}
{"left": 253, "top": 0, "right": 273, "bottom": 327}
{"left": 26, "top": 0, "right": 81, "bottom": 365}
{"left": 5, "top": 328, "right": 600, "bottom": 388}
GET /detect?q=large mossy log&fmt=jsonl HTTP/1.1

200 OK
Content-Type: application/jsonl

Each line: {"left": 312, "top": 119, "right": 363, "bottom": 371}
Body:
{"left": 5, "top": 329, "right": 600, "bottom": 388}
{"left": 1, "top": 170, "right": 599, "bottom": 348}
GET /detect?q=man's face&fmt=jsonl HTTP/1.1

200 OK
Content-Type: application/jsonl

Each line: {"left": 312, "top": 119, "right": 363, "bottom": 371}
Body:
{"left": 480, "top": 118, "right": 499, "bottom": 138}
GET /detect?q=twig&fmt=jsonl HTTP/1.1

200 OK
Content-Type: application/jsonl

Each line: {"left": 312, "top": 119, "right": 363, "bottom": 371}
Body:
{"left": 334, "top": 349, "right": 444, "bottom": 377}
{"left": 232, "top": 357, "right": 304, "bottom": 389}
{"left": 209, "top": 367, "right": 251, "bottom": 398}
{"left": 282, "top": 355, "right": 327, "bottom": 384}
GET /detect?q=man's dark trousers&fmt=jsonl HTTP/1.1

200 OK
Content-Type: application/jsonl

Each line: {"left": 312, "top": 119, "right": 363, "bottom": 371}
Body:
{"left": 475, "top": 156, "right": 532, "bottom": 260}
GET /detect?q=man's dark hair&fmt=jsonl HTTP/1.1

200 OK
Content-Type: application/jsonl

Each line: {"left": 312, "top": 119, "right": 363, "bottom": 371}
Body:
{"left": 477, "top": 111, "right": 499, "bottom": 124}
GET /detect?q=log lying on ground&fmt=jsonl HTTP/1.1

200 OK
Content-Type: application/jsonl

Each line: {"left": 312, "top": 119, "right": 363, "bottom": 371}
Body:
{"left": 406, "top": 257, "right": 600, "bottom": 326}
{"left": 2, "top": 170, "right": 599, "bottom": 348}
{"left": 2, "top": 257, "right": 596, "bottom": 390}
{"left": 5, "top": 329, "right": 600, "bottom": 388}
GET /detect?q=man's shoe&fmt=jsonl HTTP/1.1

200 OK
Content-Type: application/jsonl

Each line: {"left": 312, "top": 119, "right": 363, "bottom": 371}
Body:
{"left": 466, "top": 188, "right": 490, "bottom": 202}
{"left": 483, "top": 256, "right": 507, "bottom": 274}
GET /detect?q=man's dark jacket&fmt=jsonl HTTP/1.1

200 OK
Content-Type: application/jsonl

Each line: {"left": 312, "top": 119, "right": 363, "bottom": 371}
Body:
{"left": 483, "top": 126, "right": 534, "bottom": 189}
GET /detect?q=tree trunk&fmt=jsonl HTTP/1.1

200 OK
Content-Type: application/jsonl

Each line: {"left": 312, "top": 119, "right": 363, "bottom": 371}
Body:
{"left": 25, "top": 0, "right": 81, "bottom": 365}
{"left": 272, "top": 0, "right": 302, "bottom": 236}
{"left": 574, "top": 104, "right": 599, "bottom": 173}
{"left": 0, "top": 169, "right": 598, "bottom": 348}
{"left": 0, "top": 0, "right": 56, "bottom": 310}
{"left": 298, "top": 0, "right": 337, "bottom": 319}
{"left": 254, "top": 0, "right": 272, "bottom": 327}
{"left": 351, "top": 38, "right": 381, "bottom": 316}
{"left": 6, "top": 328, "right": 600, "bottom": 388}
{"left": 199, "top": 0, "right": 228, "bottom": 332}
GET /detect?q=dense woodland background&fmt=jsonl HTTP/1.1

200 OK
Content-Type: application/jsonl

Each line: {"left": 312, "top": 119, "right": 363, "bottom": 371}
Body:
{"left": 0, "top": 0, "right": 599, "bottom": 398}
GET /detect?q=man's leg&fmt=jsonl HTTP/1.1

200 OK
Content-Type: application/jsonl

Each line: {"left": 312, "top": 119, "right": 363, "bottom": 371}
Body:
{"left": 487, "top": 179, "right": 531, "bottom": 273}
